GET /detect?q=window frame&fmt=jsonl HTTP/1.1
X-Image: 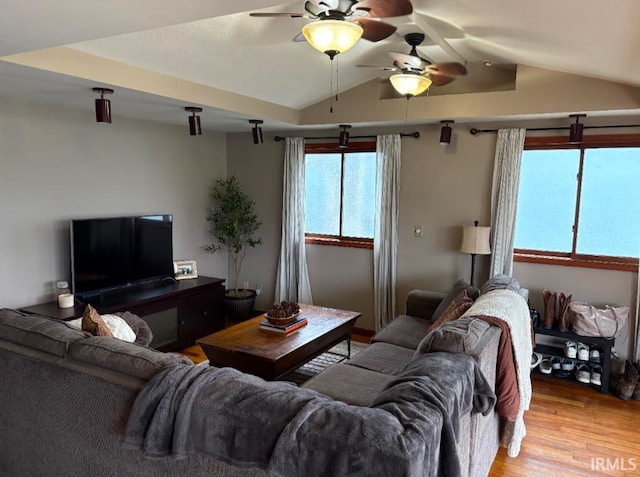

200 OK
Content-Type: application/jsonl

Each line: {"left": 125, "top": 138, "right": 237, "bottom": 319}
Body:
{"left": 514, "top": 133, "right": 640, "bottom": 272}
{"left": 304, "top": 141, "right": 376, "bottom": 249}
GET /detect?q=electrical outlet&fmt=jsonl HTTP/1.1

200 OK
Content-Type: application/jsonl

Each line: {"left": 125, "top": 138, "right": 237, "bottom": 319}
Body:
{"left": 414, "top": 225, "right": 423, "bottom": 238}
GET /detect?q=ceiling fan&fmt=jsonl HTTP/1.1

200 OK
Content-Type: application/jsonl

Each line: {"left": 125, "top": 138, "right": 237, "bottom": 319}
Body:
{"left": 250, "top": 0, "right": 413, "bottom": 58}
{"left": 359, "top": 32, "right": 468, "bottom": 97}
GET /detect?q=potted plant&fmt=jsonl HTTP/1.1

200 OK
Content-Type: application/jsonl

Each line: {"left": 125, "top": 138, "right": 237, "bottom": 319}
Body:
{"left": 205, "top": 176, "right": 262, "bottom": 321}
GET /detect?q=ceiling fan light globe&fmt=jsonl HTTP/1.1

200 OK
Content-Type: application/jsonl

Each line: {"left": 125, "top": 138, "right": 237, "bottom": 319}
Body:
{"left": 389, "top": 74, "right": 432, "bottom": 97}
{"left": 302, "top": 20, "right": 363, "bottom": 56}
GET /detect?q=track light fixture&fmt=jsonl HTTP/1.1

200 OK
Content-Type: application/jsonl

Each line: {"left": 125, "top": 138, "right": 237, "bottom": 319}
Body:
{"left": 439, "top": 120, "right": 454, "bottom": 145}
{"left": 569, "top": 114, "right": 586, "bottom": 144}
{"left": 184, "top": 107, "right": 202, "bottom": 136}
{"left": 250, "top": 120, "right": 264, "bottom": 144}
{"left": 338, "top": 124, "right": 351, "bottom": 148}
{"left": 93, "top": 87, "right": 113, "bottom": 123}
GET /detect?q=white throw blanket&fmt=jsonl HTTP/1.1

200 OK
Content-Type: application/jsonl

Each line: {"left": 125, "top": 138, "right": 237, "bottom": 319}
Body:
{"left": 461, "top": 289, "right": 532, "bottom": 457}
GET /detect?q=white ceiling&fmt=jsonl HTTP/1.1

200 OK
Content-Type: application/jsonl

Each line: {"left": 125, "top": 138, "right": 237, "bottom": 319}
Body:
{"left": 1, "top": 0, "right": 640, "bottom": 132}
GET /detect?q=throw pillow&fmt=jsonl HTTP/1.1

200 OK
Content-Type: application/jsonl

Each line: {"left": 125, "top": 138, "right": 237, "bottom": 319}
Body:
{"left": 69, "top": 313, "right": 136, "bottom": 342}
{"left": 81, "top": 304, "right": 113, "bottom": 338}
{"left": 427, "top": 289, "right": 473, "bottom": 333}
{"left": 415, "top": 317, "right": 491, "bottom": 356}
{"left": 479, "top": 274, "right": 521, "bottom": 295}
{"left": 431, "top": 279, "right": 479, "bottom": 323}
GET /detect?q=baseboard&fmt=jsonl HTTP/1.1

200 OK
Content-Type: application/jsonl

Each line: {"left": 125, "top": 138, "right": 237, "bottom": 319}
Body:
{"left": 353, "top": 326, "right": 374, "bottom": 338}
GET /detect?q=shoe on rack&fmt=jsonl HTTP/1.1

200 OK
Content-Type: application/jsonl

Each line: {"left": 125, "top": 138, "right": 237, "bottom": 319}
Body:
{"left": 561, "top": 358, "right": 575, "bottom": 372}
{"left": 551, "top": 356, "right": 562, "bottom": 372}
{"left": 576, "top": 363, "right": 591, "bottom": 384}
{"left": 577, "top": 342, "right": 589, "bottom": 361}
{"left": 531, "top": 352, "right": 542, "bottom": 369}
{"left": 539, "top": 357, "right": 552, "bottom": 375}
{"left": 564, "top": 341, "right": 577, "bottom": 359}
{"left": 590, "top": 364, "right": 603, "bottom": 386}
{"left": 589, "top": 346, "right": 601, "bottom": 363}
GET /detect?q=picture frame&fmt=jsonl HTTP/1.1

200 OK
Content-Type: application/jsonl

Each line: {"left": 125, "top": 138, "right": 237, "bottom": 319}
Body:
{"left": 173, "top": 260, "right": 198, "bottom": 280}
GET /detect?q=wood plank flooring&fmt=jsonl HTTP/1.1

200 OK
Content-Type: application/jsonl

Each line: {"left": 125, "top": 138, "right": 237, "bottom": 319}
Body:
{"left": 179, "top": 333, "right": 639, "bottom": 476}
{"left": 490, "top": 374, "right": 639, "bottom": 477}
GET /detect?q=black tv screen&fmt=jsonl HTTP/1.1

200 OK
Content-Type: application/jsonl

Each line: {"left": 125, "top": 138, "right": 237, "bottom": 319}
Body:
{"left": 70, "top": 215, "right": 173, "bottom": 299}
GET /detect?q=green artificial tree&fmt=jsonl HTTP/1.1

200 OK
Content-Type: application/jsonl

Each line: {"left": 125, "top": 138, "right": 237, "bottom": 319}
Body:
{"left": 205, "top": 176, "right": 262, "bottom": 298}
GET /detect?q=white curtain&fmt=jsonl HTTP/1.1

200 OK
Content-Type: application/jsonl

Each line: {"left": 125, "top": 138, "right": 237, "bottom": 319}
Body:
{"left": 373, "top": 134, "right": 401, "bottom": 331}
{"left": 274, "top": 137, "right": 313, "bottom": 304}
{"left": 489, "top": 128, "right": 526, "bottom": 277}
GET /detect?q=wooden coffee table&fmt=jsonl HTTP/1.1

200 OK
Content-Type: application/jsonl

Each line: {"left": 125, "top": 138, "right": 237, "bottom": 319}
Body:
{"left": 196, "top": 304, "right": 361, "bottom": 380}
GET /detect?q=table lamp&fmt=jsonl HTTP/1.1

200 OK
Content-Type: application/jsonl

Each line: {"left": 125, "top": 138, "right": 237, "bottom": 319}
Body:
{"left": 460, "top": 221, "right": 491, "bottom": 286}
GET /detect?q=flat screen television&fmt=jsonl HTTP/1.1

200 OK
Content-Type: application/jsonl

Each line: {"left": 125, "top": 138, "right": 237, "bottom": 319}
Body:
{"left": 70, "top": 214, "right": 174, "bottom": 300}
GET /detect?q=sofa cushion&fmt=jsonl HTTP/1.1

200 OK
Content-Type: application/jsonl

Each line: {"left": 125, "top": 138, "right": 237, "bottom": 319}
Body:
{"left": 346, "top": 342, "right": 416, "bottom": 375}
{"left": 371, "top": 315, "right": 429, "bottom": 349}
{"left": 0, "top": 308, "right": 90, "bottom": 357}
{"left": 302, "top": 363, "right": 392, "bottom": 406}
{"left": 427, "top": 289, "right": 474, "bottom": 333}
{"left": 67, "top": 336, "right": 191, "bottom": 380}
{"left": 432, "top": 279, "right": 479, "bottom": 322}
{"left": 415, "top": 317, "right": 491, "bottom": 356}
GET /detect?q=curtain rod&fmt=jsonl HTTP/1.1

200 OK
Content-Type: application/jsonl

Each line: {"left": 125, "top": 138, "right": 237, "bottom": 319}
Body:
{"left": 469, "top": 124, "right": 640, "bottom": 135}
{"left": 274, "top": 131, "right": 420, "bottom": 142}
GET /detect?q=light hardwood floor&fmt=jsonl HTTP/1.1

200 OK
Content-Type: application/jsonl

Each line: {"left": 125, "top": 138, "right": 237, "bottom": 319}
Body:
{"left": 180, "top": 337, "right": 639, "bottom": 476}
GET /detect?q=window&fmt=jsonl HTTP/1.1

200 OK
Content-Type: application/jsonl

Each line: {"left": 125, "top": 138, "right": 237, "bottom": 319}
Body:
{"left": 514, "top": 134, "right": 640, "bottom": 271}
{"left": 304, "top": 142, "right": 376, "bottom": 248}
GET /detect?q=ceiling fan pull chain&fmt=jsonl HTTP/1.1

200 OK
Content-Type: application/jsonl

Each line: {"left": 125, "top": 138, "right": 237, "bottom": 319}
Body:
{"left": 335, "top": 55, "right": 340, "bottom": 103}
{"left": 403, "top": 97, "right": 409, "bottom": 135}
{"left": 330, "top": 58, "right": 334, "bottom": 114}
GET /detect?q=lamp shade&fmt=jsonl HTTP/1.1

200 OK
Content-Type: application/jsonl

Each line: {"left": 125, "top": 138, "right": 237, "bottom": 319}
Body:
{"left": 460, "top": 225, "right": 491, "bottom": 255}
{"left": 389, "top": 74, "right": 432, "bottom": 97}
{"left": 302, "top": 20, "right": 363, "bottom": 56}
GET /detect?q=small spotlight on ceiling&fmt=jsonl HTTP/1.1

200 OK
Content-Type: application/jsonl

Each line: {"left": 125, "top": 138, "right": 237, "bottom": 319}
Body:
{"left": 439, "top": 120, "right": 454, "bottom": 145}
{"left": 93, "top": 87, "right": 114, "bottom": 123}
{"left": 569, "top": 114, "right": 586, "bottom": 144}
{"left": 338, "top": 124, "right": 351, "bottom": 149}
{"left": 184, "top": 107, "right": 202, "bottom": 136}
{"left": 482, "top": 60, "right": 495, "bottom": 67}
{"left": 249, "top": 120, "right": 264, "bottom": 144}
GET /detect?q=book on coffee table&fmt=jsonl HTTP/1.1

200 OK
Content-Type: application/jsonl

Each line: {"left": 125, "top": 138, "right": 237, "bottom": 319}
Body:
{"left": 260, "top": 317, "right": 308, "bottom": 334}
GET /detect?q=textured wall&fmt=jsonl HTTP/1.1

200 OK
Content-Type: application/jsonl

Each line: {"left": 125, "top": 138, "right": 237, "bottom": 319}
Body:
{"left": 0, "top": 96, "right": 228, "bottom": 308}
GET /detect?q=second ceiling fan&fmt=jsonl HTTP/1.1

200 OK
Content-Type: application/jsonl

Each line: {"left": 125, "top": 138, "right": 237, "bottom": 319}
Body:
{"left": 359, "top": 32, "right": 468, "bottom": 97}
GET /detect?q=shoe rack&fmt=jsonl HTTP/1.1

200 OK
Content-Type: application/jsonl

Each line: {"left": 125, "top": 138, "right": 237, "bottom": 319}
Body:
{"left": 533, "top": 325, "right": 614, "bottom": 394}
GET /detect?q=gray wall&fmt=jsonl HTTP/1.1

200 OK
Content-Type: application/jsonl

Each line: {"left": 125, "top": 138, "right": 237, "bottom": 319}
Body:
{"left": 0, "top": 97, "right": 228, "bottom": 308}
{"left": 228, "top": 123, "right": 638, "bottom": 367}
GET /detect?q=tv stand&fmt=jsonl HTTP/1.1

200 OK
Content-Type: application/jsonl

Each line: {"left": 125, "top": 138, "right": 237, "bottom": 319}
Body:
{"left": 20, "top": 276, "right": 225, "bottom": 351}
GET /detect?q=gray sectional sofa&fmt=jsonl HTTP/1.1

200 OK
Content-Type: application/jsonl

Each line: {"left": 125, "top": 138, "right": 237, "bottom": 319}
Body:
{"left": 0, "top": 282, "right": 529, "bottom": 477}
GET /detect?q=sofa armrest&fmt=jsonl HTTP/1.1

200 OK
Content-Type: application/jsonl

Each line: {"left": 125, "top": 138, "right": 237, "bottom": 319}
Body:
{"left": 405, "top": 290, "right": 446, "bottom": 321}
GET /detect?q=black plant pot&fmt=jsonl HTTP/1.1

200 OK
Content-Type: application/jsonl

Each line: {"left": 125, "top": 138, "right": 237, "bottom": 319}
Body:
{"left": 224, "top": 289, "right": 257, "bottom": 321}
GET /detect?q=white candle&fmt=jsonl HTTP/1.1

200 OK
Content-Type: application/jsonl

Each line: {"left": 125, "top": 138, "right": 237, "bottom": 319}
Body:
{"left": 58, "top": 293, "right": 74, "bottom": 309}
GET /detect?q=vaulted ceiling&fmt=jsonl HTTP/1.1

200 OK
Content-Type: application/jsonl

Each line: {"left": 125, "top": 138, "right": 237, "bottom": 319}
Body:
{"left": 2, "top": 1, "right": 640, "bottom": 132}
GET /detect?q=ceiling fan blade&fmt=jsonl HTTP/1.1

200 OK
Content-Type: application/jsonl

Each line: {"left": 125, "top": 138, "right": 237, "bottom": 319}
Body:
{"left": 292, "top": 32, "right": 307, "bottom": 42}
{"left": 426, "top": 62, "right": 468, "bottom": 76}
{"left": 305, "top": 1, "right": 330, "bottom": 16}
{"left": 307, "top": 0, "right": 340, "bottom": 8}
{"left": 428, "top": 72, "right": 456, "bottom": 87}
{"left": 357, "top": 64, "right": 399, "bottom": 71}
{"left": 388, "top": 51, "right": 429, "bottom": 70}
{"left": 250, "top": 12, "right": 310, "bottom": 18}
{"left": 354, "top": 0, "right": 413, "bottom": 18}
{"left": 356, "top": 18, "right": 396, "bottom": 42}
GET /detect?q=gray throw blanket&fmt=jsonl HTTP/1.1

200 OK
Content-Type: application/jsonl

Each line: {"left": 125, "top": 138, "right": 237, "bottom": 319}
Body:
{"left": 122, "top": 352, "right": 495, "bottom": 477}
